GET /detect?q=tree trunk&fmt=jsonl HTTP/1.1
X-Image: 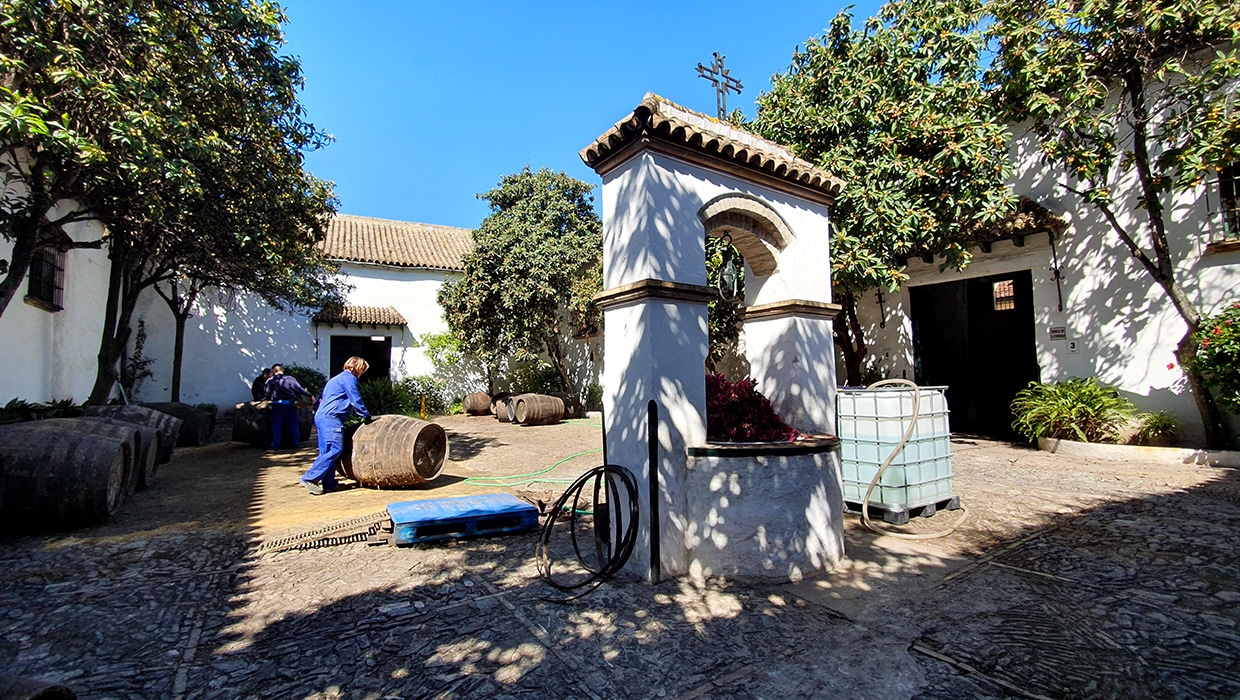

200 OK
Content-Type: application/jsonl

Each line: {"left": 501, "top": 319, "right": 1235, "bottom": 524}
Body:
{"left": 545, "top": 333, "right": 577, "bottom": 400}
{"left": 833, "top": 291, "right": 867, "bottom": 386}
{"left": 170, "top": 309, "right": 189, "bottom": 402}
{"left": 1176, "top": 330, "right": 1232, "bottom": 449}
{"left": 0, "top": 216, "right": 40, "bottom": 318}
{"left": 88, "top": 245, "right": 141, "bottom": 405}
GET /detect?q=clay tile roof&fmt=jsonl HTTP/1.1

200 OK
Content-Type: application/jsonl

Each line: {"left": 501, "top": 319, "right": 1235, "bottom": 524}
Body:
{"left": 312, "top": 304, "right": 407, "bottom": 327}
{"left": 320, "top": 214, "right": 474, "bottom": 271}
{"left": 968, "top": 196, "right": 1070, "bottom": 242}
{"left": 580, "top": 92, "right": 845, "bottom": 200}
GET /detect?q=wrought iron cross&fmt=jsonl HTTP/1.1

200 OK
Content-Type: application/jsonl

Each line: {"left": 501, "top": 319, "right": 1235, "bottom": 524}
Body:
{"left": 696, "top": 52, "right": 743, "bottom": 119}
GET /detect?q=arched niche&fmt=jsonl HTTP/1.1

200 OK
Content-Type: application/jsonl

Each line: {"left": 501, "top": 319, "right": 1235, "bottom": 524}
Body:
{"left": 698, "top": 193, "right": 794, "bottom": 278}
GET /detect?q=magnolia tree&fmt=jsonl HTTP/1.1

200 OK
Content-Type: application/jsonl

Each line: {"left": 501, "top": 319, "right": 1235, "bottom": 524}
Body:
{"left": 438, "top": 168, "right": 602, "bottom": 400}
{"left": 750, "top": 0, "right": 1015, "bottom": 384}
{"left": 987, "top": 0, "right": 1239, "bottom": 448}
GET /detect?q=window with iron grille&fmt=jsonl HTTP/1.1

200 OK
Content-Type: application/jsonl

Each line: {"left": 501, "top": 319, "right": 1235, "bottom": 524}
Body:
{"left": 25, "top": 247, "right": 65, "bottom": 311}
{"left": 1219, "top": 163, "right": 1239, "bottom": 240}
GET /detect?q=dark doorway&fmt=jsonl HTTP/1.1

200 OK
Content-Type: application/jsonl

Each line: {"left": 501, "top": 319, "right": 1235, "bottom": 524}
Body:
{"left": 909, "top": 270, "right": 1040, "bottom": 440}
{"left": 329, "top": 335, "right": 392, "bottom": 382}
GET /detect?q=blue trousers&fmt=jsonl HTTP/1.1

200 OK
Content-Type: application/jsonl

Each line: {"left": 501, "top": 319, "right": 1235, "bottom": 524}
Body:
{"left": 302, "top": 415, "right": 343, "bottom": 487}
{"left": 270, "top": 402, "right": 300, "bottom": 448}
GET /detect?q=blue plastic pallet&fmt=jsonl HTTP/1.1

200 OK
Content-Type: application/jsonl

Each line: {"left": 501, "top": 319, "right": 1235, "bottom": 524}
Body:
{"left": 387, "top": 493, "right": 539, "bottom": 545}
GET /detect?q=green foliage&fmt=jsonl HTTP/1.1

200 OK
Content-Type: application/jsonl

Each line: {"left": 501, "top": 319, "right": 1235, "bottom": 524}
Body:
{"left": 858, "top": 356, "right": 888, "bottom": 387}
{"left": 507, "top": 362, "right": 566, "bottom": 396}
{"left": 706, "top": 236, "right": 744, "bottom": 368}
{"left": 1134, "top": 411, "right": 1181, "bottom": 446}
{"left": 583, "top": 383, "right": 604, "bottom": 412}
{"left": 438, "top": 167, "right": 602, "bottom": 398}
{"left": 0, "top": 397, "right": 83, "bottom": 425}
{"left": 120, "top": 319, "right": 155, "bottom": 401}
{"left": 195, "top": 403, "right": 218, "bottom": 415}
{"left": 1010, "top": 378, "right": 1136, "bottom": 443}
{"left": 752, "top": 0, "right": 1015, "bottom": 294}
{"left": 396, "top": 376, "right": 449, "bottom": 416}
{"left": 1193, "top": 301, "right": 1240, "bottom": 413}
{"left": 284, "top": 364, "right": 327, "bottom": 399}
{"left": 987, "top": 0, "right": 1239, "bottom": 447}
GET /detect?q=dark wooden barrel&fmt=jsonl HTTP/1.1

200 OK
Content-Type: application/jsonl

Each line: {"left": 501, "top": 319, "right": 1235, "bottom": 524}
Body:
{"left": 463, "top": 392, "right": 491, "bottom": 416}
{"left": 515, "top": 394, "right": 565, "bottom": 425}
{"left": 83, "top": 404, "right": 180, "bottom": 465}
{"left": 232, "top": 401, "right": 313, "bottom": 447}
{"left": 552, "top": 392, "right": 585, "bottom": 419}
{"left": 73, "top": 417, "right": 158, "bottom": 494}
{"left": 348, "top": 415, "right": 447, "bottom": 488}
{"left": 489, "top": 392, "right": 513, "bottom": 416}
{"left": 0, "top": 422, "right": 128, "bottom": 531}
{"left": 495, "top": 395, "right": 516, "bottom": 423}
{"left": 143, "top": 402, "right": 215, "bottom": 446}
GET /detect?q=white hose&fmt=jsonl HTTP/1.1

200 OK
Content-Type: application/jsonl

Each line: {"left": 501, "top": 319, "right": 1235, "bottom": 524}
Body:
{"left": 859, "top": 378, "right": 968, "bottom": 540}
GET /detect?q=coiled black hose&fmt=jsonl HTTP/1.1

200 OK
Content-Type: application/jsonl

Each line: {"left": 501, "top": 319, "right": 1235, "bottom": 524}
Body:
{"left": 535, "top": 464, "right": 639, "bottom": 602}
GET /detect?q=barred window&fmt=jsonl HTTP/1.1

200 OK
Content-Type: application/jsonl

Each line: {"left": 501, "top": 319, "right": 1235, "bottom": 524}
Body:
{"left": 25, "top": 247, "right": 65, "bottom": 312}
{"left": 993, "top": 279, "right": 1016, "bottom": 311}
{"left": 1220, "top": 163, "right": 1239, "bottom": 240}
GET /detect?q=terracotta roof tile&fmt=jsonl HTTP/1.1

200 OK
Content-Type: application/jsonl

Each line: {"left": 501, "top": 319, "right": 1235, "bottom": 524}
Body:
{"left": 580, "top": 93, "right": 845, "bottom": 200}
{"left": 968, "top": 196, "right": 1069, "bottom": 241}
{"left": 312, "top": 305, "right": 407, "bottom": 327}
{"left": 320, "top": 214, "right": 474, "bottom": 270}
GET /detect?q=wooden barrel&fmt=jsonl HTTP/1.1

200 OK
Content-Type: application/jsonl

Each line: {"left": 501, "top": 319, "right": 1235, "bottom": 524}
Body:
{"left": 232, "top": 401, "right": 313, "bottom": 447}
{"left": 489, "top": 392, "right": 512, "bottom": 416}
{"left": 494, "top": 395, "right": 515, "bottom": 423}
{"left": 0, "top": 422, "right": 128, "bottom": 531}
{"left": 347, "top": 415, "right": 447, "bottom": 488}
{"left": 73, "top": 417, "right": 158, "bottom": 494}
{"left": 83, "top": 404, "right": 181, "bottom": 465}
{"left": 143, "top": 402, "right": 216, "bottom": 446}
{"left": 463, "top": 392, "right": 492, "bottom": 416}
{"left": 515, "top": 394, "right": 565, "bottom": 425}
{"left": 552, "top": 392, "right": 585, "bottom": 420}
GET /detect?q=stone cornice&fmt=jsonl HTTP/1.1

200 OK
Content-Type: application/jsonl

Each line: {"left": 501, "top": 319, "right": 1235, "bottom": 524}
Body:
{"left": 741, "top": 300, "right": 843, "bottom": 321}
{"left": 594, "top": 279, "right": 716, "bottom": 310}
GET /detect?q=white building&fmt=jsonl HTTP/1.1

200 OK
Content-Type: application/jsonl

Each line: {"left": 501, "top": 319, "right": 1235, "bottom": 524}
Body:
{"left": 851, "top": 125, "right": 1240, "bottom": 446}
{"left": 130, "top": 214, "right": 476, "bottom": 409}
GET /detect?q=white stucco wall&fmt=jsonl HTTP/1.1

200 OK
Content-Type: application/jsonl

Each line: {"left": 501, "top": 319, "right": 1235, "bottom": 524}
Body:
{"left": 853, "top": 124, "right": 1240, "bottom": 446}
{"left": 0, "top": 212, "right": 111, "bottom": 404}
{"left": 131, "top": 263, "right": 461, "bottom": 409}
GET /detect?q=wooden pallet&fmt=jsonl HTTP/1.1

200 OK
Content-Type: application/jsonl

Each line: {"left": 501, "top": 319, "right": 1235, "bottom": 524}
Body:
{"left": 844, "top": 495, "right": 960, "bottom": 526}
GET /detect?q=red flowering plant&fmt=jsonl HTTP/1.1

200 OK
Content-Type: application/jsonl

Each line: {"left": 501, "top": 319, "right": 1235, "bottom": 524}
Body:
{"left": 1192, "top": 301, "right": 1240, "bottom": 413}
{"left": 705, "top": 373, "right": 800, "bottom": 442}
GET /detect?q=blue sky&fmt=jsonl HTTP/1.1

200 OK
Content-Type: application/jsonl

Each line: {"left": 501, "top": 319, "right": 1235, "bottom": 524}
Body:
{"left": 282, "top": 0, "right": 882, "bottom": 230}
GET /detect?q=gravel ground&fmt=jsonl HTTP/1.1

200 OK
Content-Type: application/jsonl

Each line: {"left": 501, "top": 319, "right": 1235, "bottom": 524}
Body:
{"left": 1, "top": 418, "right": 1237, "bottom": 699}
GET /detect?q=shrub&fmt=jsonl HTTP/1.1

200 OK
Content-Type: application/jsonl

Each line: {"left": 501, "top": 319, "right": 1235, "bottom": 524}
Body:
{"left": 0, "top": 398, "right": 84, "bottom": 425}
{"left": 508, "top": 362, "right": 565, "bottom": 395}
{"left": 1133, "top": 411, "right": 1181, "bottom": 446}
{"left": 584, "top": 382, "right": 603, "bottom": 412}
{"left": 1010, "top": 377, "right": 1135, "bottom": 443}
{"left": 1192, "top": 300, "right": 1240, "bottom": 413}
{"left": 284, "top": 364, "right": 327, "bottom": 399}
{"left": 359, "top": 379, "right": 417, "bottom": 417}
{"left": 706, "top": 373, "right": 798, "bottom": 442}
{"left": 396, "top": 376, "right": 449, "bottom": 416}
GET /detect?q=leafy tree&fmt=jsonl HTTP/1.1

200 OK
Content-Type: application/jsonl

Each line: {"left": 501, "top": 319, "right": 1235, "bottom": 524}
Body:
{"left": 987, "top": 0, "right": 1238, "bottom": 448}
{"left": 750, "top": 0, "right": 1015, "bottom": 384}
{"left": 438, "top": 167, "right": 602, "bottom": 399}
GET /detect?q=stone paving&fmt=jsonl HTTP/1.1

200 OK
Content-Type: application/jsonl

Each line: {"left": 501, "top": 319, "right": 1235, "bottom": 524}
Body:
{"left": 1, "top": 422, "right": 1238, "bottom": 699}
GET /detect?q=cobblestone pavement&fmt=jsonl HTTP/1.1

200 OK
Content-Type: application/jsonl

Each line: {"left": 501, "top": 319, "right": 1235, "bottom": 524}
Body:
{"left": 1, "top": 430, "right": 1238, "bottom": 699}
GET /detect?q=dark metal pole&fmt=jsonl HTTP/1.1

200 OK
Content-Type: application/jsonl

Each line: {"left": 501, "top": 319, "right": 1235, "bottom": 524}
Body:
{"left": 647, "top": 400, "right": 661, "bottom": 582}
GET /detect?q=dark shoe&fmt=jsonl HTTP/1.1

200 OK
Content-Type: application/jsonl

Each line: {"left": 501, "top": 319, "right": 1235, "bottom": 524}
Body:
{"left": 300, "top": 479, "right": 323, "bottom": 496}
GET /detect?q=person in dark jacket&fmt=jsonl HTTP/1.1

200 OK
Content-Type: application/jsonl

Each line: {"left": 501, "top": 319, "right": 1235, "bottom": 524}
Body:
{"left": 265, "top": 364, "right": 312, "bottom": 449}
{"left": 300, "top": 357, "right": 371, "bottom": 495}
{"left": 250, "top": 368, "right": 272, "bottom": 401}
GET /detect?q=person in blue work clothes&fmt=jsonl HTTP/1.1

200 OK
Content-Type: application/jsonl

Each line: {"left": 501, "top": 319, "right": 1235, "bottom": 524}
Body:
{"left": 300, "top": 356, "right": 371, "bottom": 496}
{"left": 265, "top": 364, "right": 313, "bottom": 449}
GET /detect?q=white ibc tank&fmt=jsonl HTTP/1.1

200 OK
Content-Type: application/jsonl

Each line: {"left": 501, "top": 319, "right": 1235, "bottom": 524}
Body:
{"left": 836, "top": 384, "right": 954, "bottom": 511}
